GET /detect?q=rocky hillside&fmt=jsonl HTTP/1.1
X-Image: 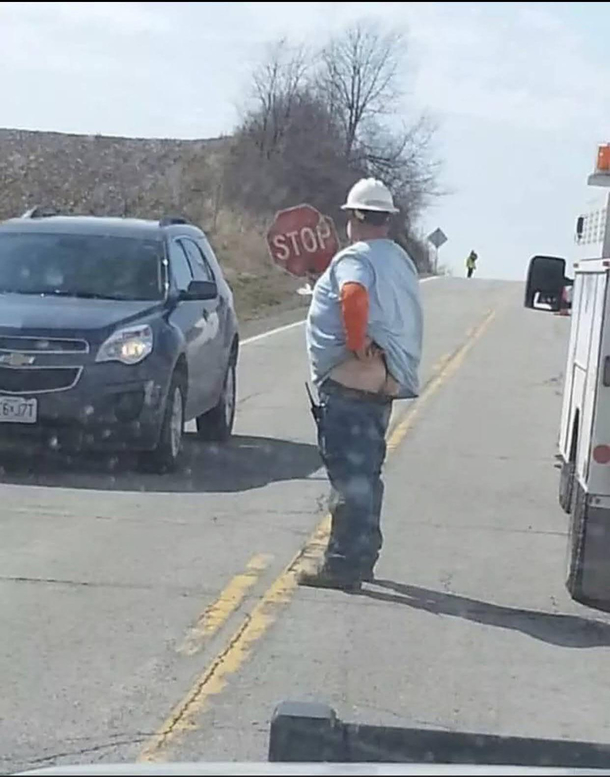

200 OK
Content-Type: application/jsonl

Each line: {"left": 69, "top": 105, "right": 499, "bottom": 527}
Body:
{"left": 0, "top": 128, "right": 302, "bottom": 319}
{"left": 0, "top": 129, "right": 224, "bottom": 218}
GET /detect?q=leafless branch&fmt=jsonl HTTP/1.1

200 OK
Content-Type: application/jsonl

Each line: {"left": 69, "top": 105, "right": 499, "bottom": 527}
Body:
{"left": 225, "top": 18, "right": 444, "bottom": 273}
{"left": 319, "top": 20, "right": 404, "bottom": 159}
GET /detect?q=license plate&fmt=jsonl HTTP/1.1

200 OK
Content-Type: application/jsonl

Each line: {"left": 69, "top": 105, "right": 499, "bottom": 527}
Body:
{"left": 0, "top": 396, "right": 38, "bottom": 423}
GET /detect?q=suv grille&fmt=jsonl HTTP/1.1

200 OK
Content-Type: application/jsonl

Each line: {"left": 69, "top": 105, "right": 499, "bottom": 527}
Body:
{"left": 0, "top": 367, "right": 81, "bottom": 394}
{"left": 0, "top": 337, "right": 88, "bottom": 353}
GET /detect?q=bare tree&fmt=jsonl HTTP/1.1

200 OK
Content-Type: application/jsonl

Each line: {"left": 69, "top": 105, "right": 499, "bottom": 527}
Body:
{"left": 223, "top": 18, "right": 442, "bottom": 275}
{"left": 249, "top": 39, "right": 309, "bottom": 158}
{"left": 318, "top": 20, "right": 441, "bottom": 223}
{"left": 319, "top": 21, "right": 403, "bottom": 160}
{"left": 358, "top": 114, "right": 441, "bottom": 219}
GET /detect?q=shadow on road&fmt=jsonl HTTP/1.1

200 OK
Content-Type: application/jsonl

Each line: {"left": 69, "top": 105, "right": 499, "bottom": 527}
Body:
{"left": 0, "top": 434, "right": 322, "bottom": 493}
{"left": 359, "top": 580, "right": 610, "bottom": 649}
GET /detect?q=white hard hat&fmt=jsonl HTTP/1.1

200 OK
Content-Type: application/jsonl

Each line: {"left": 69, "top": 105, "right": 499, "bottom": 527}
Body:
{"left": 341, "top": 178, "right": 399, "bottom": 214}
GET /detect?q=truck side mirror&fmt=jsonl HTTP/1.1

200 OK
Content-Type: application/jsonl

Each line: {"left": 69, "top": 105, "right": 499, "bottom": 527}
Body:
{"left": 525, "top": 255, "right": 571, "bottom": 312}
{"left": 576, "top": 216, "right": 585, "bottom": 241}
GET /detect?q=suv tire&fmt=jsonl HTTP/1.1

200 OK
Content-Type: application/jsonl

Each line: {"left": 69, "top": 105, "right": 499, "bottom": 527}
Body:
{"left": 139, "top": 372, "right": 185, "bottom": 473}
{"left": 196, "top": 359, "right": 236, "bottom": 442}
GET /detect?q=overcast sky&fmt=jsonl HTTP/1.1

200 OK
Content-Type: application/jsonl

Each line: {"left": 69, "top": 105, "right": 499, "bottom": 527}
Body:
{"left": 1, "top": 1, "right": 609, "bottom": 279}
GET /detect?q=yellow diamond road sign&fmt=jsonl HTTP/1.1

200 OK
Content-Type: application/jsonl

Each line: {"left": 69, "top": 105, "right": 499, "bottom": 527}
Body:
{"left": 427, "top": 228, "right": 448, "bottom": 249}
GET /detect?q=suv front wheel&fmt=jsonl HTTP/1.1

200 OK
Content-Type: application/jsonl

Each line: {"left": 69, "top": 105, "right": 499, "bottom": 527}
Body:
{"left": 196, "top": 359, "right": 236, "bottom": 442}
{"left": 139, "top": 372, "right": 185, "bottom": 473}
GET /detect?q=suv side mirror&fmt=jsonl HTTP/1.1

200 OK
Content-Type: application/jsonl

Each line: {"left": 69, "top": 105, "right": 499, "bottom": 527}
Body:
{"left": 179, "top": 280, "right": 217, "bottom": 301}
{"left": 525, "top": 255, "right": 571, "bottom": 312}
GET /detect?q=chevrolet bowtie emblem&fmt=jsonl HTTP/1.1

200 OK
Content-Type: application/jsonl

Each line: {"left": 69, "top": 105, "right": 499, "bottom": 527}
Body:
{"left": 0, "top": 352, "right": 36, "bottom": 367}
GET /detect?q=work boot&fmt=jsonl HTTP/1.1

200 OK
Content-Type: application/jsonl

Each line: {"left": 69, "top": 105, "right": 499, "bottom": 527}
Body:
{"left": 298, "top": 565, "right": 361, "bottom": 592}
{"left": 357, "top": 560, "right": 376, "bottom": 583}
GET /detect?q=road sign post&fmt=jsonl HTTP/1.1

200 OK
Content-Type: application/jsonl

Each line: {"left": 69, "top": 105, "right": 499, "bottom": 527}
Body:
{"left": 426, "top": 227, "right": 448, "bottom": 274}
{"left": 266, "top": 204, "right": 340, "bottom": 279}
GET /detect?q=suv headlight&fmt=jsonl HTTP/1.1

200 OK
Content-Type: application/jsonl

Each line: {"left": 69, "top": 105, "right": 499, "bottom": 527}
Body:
{"left": 96, "top": 325, "right": 153, "bottom": 365}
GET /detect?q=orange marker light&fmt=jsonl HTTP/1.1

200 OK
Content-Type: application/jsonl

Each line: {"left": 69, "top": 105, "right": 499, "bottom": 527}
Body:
{"left": 597, "top": 144, "right": 610, "bottom": 172}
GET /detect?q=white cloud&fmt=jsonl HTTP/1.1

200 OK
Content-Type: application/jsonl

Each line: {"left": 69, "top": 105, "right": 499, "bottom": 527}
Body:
{"left": 0, "top": 1, "right": 607, "bottom": 278}
{"left": 0, "top": 2, "right": 171, "bottom": 34}
{"left": 404, "top": 3, "right": 610, "bottom": 136}
{"left": 0, "top": 2, "right": 173, "bottom": 81}
{"left": 1, "top": 2, "right": 607, "bottom": 136}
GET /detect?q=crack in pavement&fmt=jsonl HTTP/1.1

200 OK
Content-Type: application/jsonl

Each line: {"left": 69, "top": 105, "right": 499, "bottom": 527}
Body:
{"left": 0, "top": 575, "right": 228, "bottom": 596}
{"left": 143, "top": 611, "right": 256, "bottom": 758}
{"left": 3, "top": 509, "right": 317, "bottom": 527}
{"left": 394, "top": 523, "right": 567, "bottom": 536}
{"left": 5, "top": 734, "right": 152, "bottom": 767}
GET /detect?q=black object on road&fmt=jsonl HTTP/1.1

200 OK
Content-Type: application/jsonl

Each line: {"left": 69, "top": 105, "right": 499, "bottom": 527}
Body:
{"left": 269, "top": 701, "right": 610, "bottom": 767}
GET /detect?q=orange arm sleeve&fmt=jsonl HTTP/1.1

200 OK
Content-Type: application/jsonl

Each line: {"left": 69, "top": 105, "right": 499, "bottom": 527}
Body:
{"left": 340, "top": 282, "right": 369, "bottom": 352}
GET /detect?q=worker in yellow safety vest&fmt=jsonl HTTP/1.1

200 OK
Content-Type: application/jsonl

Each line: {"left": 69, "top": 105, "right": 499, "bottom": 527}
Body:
{"left": 466, "top": 250, "right": 478, "bottom": 278}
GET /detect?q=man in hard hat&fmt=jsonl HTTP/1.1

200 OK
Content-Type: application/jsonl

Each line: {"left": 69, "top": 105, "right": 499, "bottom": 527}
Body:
{"left": 466, "top": 250, "right": 478, "bottom": 278}
{"left": 301, "top": 178, "right": 423, "bottom": 591}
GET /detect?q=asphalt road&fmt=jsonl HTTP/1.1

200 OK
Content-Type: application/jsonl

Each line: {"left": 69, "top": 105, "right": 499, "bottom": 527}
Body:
{"left": 3, "top": 277, "right": 605, "bottom": 773}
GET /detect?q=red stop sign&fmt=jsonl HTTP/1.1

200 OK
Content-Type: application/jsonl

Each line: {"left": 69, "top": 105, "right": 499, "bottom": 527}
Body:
{"left": 266, "top": 204, "right": 340, "bottom": 278}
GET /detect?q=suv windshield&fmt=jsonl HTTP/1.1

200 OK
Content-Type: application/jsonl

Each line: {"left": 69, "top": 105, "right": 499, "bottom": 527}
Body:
{"left": 0, "top": 232, "right": 164, "bottom": 301}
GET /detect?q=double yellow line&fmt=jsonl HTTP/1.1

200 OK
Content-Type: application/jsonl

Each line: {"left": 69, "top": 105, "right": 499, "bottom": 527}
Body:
{"left": 138, "top": 307, "right": 497, "bottom": 763}
{"left": 176, "top": 553, "right": 272, "bottom": 657}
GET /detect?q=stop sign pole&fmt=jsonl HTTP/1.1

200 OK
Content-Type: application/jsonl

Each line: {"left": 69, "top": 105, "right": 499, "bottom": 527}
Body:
{"left": 266, "top": 204, "right": 340, "bottom": 279}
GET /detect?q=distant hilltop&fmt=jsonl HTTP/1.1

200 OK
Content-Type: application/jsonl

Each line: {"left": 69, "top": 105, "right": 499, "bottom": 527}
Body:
{"left": 0, "top": 128, "right": 303, "bottom": 321}
{"left": 0, "top": 127, "right": 229, "bottom": 223}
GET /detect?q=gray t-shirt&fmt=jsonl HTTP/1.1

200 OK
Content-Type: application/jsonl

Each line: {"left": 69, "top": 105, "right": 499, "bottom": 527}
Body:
{"left": 306, "top": 239, "right": 423, "bottom": 399}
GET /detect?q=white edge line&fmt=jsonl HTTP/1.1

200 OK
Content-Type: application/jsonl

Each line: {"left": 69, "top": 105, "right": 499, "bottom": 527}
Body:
{"left": 241, "top": 319, "right": 307, "bottom": 346}
{"left": 242, "top": 275, "right": 439, "bottom": 346}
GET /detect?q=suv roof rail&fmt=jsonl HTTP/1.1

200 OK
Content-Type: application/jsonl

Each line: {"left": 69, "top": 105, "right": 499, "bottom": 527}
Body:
{"left": 22, "top": 206, "right": 59, "bottom": 219}
{"left": 159, "top": 216, "right": 192, "bottom": 228}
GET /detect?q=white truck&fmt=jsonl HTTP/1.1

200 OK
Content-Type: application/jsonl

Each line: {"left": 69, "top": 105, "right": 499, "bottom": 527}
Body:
{"left": 526, "top": 179, "right": 610, "bottom": 609}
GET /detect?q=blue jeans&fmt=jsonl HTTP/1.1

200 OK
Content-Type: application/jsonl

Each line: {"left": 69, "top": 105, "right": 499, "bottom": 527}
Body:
{"left": 316, "top": 382, "right": 392, "bottom": 579}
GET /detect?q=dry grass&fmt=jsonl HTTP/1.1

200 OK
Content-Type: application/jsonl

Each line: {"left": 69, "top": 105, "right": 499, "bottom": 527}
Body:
{"left": 208, "top": 207, "right": 306, "bottom": 321}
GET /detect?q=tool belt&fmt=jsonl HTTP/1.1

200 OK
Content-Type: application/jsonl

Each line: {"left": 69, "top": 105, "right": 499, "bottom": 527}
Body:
{"left": 305, "top": 377, "right": 392, "bottom": 428}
